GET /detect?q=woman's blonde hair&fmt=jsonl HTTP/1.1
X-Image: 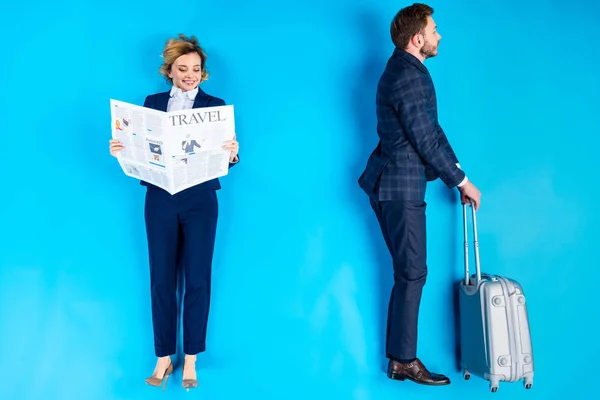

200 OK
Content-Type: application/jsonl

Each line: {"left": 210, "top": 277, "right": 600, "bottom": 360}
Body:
{"left": 159, "top": 34, "right": 209, "bottom": 84}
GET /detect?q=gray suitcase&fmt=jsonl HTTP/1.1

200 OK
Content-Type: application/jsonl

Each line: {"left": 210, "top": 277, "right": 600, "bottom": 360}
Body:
{"left": 458, "top": 202, "right": 534, "bottom": 392}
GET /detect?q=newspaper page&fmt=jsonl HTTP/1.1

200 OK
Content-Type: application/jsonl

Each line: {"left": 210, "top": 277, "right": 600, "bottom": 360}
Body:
{"left": 110, "top": 99, "right": 235, "bottom": 194}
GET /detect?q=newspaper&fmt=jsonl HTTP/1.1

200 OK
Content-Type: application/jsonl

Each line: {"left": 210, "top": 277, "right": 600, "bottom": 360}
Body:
{"left": 110, "top": 99, "right": 235, "bottom": 194}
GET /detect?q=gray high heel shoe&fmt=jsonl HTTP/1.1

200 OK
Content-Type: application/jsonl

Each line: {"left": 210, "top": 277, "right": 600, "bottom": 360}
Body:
{"left": 182, "top": 361, "right": 199, "bottom": 391}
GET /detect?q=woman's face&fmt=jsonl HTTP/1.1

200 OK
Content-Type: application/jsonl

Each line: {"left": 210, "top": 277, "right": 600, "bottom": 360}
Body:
{"left": 168, "top": 52, "right": 202, "bottom": 92}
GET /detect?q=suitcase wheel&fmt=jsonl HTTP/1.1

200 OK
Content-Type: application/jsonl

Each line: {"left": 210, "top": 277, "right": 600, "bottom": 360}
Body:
{"left": 463, "top": 369, "right": 471, "bottom": 380}
{"left": 490, "top": 385, "right": 498, "bottom": 393}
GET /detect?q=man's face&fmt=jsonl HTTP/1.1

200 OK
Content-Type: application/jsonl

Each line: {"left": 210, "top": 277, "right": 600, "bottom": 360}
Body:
{"left": 420, "top": 16, "right": 442, "bottom": 59}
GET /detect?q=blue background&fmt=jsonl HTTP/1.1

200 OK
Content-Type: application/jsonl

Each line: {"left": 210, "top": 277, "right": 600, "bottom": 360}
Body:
{"left": 1, "top": 0, "right": 598, "bottom": 399}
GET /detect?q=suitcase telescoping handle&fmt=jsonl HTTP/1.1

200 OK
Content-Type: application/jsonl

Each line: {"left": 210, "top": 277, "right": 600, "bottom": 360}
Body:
{"left": 463, "top": 200, "right": 481, "bottom": 285}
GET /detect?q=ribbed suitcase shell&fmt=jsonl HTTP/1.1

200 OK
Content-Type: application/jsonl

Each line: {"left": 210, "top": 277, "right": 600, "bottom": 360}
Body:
{"left": 458, "top": 204, "right": 534, "bottom": 392}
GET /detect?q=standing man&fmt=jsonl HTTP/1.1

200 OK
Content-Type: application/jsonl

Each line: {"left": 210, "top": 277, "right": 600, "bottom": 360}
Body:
{"left": 358, "top": 3, "right": 482, "bottom": 386}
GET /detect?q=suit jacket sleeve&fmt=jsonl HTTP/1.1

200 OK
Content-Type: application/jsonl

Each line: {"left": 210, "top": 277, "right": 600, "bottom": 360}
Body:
{"left": 393, "top": 77, "right": 464, "bottom": 188}
{"left": 437, "top": 123, "right": 459, "bottom": 164}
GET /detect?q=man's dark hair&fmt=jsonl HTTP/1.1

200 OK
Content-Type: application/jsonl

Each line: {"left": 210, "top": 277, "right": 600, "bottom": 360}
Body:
{"left": 390, "top": 3, "right": 434, "bottom": 49}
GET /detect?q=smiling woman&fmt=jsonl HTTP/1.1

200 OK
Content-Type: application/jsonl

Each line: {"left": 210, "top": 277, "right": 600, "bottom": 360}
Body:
{"left": 160, "top": 35, "right": 209, "bottom": 91}
{"left": 107, "top": 33, "right": 240, "bottom": 392}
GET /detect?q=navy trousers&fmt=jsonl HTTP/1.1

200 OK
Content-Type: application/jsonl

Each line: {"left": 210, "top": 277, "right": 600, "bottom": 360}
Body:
{"left": 370, "top": 198, "right": 428, "bottom": 361}
{"left": 144, "top": 185, "right": 218, "bottom": 357}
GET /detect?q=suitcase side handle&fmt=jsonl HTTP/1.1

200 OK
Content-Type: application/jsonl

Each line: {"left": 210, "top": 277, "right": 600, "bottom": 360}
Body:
{"left": 463, "top": 201, "right": 481, "bottom": 285}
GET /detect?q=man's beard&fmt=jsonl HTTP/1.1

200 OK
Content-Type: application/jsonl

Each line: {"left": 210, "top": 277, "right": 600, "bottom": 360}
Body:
{"left": 420, "top": 40, "right": 439, "bottom": 59}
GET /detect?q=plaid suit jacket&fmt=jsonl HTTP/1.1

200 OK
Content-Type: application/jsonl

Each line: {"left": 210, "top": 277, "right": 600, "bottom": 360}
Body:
{"left": 358, "top": 48, "right": 465, "bottom": 201}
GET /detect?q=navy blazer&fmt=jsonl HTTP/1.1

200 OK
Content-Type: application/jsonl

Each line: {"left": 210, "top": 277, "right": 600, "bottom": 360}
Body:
{"left": 358, "top": 48, "right": 465, "bottom": 201}
{"left": 141, "top": 88, "right": 238, "bottom": 191}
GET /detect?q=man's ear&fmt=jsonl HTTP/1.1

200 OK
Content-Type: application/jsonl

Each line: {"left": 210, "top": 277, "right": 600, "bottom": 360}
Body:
{"left": 410, "top": 33, "right": 422, "bottom": 48}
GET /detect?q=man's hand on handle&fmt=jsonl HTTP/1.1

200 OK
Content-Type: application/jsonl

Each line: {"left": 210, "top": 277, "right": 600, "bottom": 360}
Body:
{"left": 459, "top": 181, "right": 481, "bottom": 210}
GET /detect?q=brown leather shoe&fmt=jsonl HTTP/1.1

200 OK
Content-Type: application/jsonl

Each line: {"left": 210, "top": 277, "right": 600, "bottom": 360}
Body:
{"left": 387, "top": 358, "right": 451, "bottom": 386}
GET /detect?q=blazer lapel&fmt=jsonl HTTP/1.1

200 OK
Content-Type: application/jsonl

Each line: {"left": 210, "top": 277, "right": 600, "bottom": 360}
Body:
{"left": 192, "top": 88, "right": 211, "bottom": 108}
{"left": 156, "top": 91, "right": 170, "bottom": 112}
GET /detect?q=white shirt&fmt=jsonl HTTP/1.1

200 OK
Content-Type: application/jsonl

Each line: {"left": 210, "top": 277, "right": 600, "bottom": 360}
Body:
{"left": 167, "top": 85, "right": 198, "bottom": 112}
{"left": 456, "top": 163, "right": 468, "bottom": 187}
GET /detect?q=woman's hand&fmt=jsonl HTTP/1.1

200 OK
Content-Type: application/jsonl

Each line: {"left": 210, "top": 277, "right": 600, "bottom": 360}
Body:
{"left": 109, "top": 139, "right": 124, "bottom": 157}
{"left": 222, "top": 134, "right": 239, "bottom": 162}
